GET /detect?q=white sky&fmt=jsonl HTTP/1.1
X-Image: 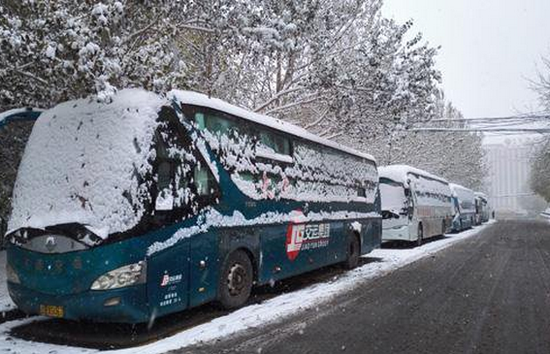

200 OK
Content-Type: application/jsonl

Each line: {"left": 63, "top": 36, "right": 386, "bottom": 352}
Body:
{"left": 383, "top": 0, "right": 550, "bottom": 119}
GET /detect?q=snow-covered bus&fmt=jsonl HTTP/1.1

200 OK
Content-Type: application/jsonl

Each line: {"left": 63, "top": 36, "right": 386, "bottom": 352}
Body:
{"left": 449, "top": 183, "right": 476, "bottom": 232}
{"left": 474, "top": 192, "right": 490, "bottom": 224}
{"left": 379, "top": 165, "right": 453, "bottom": 246}
{"left": 5, "top": 89, "right": 381, "bottom": 323}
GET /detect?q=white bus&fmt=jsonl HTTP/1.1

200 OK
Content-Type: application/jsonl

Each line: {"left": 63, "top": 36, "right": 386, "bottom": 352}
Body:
{"left": 379, "top": 165, "right": 454, "bottom": 245}
{"left": 449, "top": 183, "right": 476, "bottom": 232}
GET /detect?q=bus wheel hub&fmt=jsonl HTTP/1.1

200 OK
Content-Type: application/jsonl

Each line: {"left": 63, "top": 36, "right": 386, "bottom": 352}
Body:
{"left": 227, "top": 263, "right": 247, "bottom": 296}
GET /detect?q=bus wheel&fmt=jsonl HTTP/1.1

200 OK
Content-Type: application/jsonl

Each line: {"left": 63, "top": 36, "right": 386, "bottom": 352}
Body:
{"left": 218, "top": 250, "right": 253, "bottom": 310}
{"left": 344, "top": 234, "right": 361, "bottom": 270}
{"left": 416, "top": 224, "right": 424, "bottom": 247}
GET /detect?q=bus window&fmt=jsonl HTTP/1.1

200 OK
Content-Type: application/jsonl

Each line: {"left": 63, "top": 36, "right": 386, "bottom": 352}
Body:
{"left": 258, "top": 130, "right": 291, "bottom": 156}
{"left": 195, "top": 112, "right": 236, "bottom": 136}
{"left": 194, "top": 163, "right": 216, "bottom": 196}
{"left": 153, "top": 107, "right": 220, "bottom": 218}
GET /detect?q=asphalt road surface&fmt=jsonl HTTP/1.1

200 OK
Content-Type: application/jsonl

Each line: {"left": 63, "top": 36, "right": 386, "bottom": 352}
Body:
{"left": 182, "top": 220, "right": 550, "bottom": 354}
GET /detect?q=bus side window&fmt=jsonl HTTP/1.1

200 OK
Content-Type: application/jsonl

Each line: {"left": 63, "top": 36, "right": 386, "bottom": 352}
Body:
{"left": 258, "top": 130, "right": 291, "bottom": 156}
{"left": 194, "top": 163, "right": 216, "bottom": 196}
{"left": 195, "top": 112, "right": 236, "bottom": 136}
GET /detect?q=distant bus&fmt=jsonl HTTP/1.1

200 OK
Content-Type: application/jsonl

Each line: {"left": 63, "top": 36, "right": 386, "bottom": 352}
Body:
{"left": 5, "top": 89, "right": 381, "bottom": 323}
{"left": 474, "top": 192, "right": 489, "bottom": 225}
{"left": 449, "top": 183, "right": 476, "bottom": 232}
{"left": 379, "top": 165, "right": 453, "bottom": 246}
{"left": 0, "top": 108, "right": 42, "bottom": 247}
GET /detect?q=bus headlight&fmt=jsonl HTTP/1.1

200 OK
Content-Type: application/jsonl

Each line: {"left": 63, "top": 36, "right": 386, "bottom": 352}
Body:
{"left": 91, "top": 261, "right": 146, "bottom": 290}
{"left": 6, "top": 263, "right": 20, "bottom": 284}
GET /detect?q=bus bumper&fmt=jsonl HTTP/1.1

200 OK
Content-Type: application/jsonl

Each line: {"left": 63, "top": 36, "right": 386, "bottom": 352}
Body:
{"left": 8, "top": 282, "right": 150, "bottom": 323}
{"left": 382, "top": 225, "right": 410, "bottom": 242}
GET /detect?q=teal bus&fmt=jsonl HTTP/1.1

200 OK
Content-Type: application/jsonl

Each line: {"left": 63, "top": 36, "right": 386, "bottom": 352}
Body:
{"left": 5, "top": 89, "right": 381, "bottom": 323}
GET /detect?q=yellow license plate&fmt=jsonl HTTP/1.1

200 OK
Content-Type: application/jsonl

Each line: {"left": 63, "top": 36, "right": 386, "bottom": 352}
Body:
{"left": 39, "top": 305, "right": 64, "bottom": 318}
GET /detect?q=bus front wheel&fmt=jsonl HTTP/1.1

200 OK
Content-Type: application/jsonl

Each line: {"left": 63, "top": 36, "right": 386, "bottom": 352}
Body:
{"left": 218, "top": 250, "right": 253, "bottom": 310}
{"left": 344, "top": 234, "right": 361, "bottom": 270}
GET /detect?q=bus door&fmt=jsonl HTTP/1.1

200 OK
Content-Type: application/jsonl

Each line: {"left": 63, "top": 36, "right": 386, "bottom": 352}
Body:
{"left": 147, "top": 238, "right": 190, "bottom": 317}
{"left": 147, "top": 106, "right": 220, "bottom": 316}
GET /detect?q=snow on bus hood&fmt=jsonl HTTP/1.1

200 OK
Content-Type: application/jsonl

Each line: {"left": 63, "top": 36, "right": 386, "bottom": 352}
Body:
{"left": 8, "top": 89, "right": 166, "bottom": 238}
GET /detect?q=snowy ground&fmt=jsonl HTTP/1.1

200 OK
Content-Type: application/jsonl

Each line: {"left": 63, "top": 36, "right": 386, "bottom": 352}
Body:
{"left": 0, "top": 222, "right": 494, "bottom": 354}
{"left": 0, "top": 251, "right": 16, "bottom": 312}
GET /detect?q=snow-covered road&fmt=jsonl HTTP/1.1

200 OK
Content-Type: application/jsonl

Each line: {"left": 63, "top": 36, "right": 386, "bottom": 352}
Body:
{"left": 0, "top": 222, "right": 494, "bottom": 354}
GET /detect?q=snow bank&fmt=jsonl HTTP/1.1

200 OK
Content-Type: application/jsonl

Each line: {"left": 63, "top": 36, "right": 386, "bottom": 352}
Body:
{"left": 0, "top": 222, "right": 495, "bottom": 354}
{"left": 8, "top": 89, "right": 165, "bottom": 238}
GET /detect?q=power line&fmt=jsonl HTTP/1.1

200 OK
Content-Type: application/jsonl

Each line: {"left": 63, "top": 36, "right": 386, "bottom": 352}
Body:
{"left": 427, "top": 113, "right": 550, "bottom": 123}
{"left": 410, "top": 128, "right": 550, "bottom": 133}
{"left": 490, "top": 193, "right": 537, "bottom": 199}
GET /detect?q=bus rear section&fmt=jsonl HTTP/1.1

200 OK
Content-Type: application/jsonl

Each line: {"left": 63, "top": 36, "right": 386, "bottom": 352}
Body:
{"left": 5, "top": 88, "right": 382, "bottom": 323}
{"left": 450, "top": 183, "right": 476, "bottom": 232}
{"left": 379, "top": 165, "right": 453, "bottom": 245}
{"left": 474, "top": 192, "right": 490, "bottom": 224}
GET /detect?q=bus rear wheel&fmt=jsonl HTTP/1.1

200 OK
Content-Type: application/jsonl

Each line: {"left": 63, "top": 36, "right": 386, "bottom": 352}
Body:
{"left": 344, "top": 234, "right": 361, "bottom": 270}
{"left": 218, "top": 250, "right": 253, "bottom": 310}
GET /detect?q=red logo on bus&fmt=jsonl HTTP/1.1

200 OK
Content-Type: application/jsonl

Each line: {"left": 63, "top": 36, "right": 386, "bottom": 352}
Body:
{"left": 285, "top": 210, "right": 330, "bottom": 261}
{"left": 286, "top": 222, "right": 305, "bottom": 261}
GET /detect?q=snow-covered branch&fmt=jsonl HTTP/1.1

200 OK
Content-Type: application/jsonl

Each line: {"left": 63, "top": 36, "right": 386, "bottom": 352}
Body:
{"left": 253, "top": 87, "right": 303, "bottom": 112}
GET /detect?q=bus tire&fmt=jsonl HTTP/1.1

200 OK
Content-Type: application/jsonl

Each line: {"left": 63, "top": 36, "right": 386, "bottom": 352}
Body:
{"left": 416, "top": 223, "right": 424, "bottom": 247}
{"left": 218, "top": 250, "right": 253, "bottom": 310}
{"left": 344, "top": 234, "right": 361, "bottom": 270}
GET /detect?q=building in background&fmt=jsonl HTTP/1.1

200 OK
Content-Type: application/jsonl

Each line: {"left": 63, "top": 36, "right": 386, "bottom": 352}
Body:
{"left": 484, "top": 140, "right": 546, "bottom": 217}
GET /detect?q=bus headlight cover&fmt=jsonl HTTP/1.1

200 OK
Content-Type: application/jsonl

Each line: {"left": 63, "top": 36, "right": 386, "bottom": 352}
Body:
{"left": 6, "top": 263, "right": 20, "bottom": 284}
{"left": 91, "top": 261, "right": 146, "bottom": 290}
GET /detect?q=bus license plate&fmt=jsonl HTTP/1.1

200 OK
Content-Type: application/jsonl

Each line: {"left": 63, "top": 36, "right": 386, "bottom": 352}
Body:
{"left": 39, "top": 305, "right": 64, "bottom": 318}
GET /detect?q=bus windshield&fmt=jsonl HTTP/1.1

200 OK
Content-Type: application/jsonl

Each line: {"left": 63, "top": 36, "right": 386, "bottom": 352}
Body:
{"left": 8, "top": 89, "right": 167, "bottom": 244}
{"left": 379, "top": 178, "right": 407, "bottom": 214}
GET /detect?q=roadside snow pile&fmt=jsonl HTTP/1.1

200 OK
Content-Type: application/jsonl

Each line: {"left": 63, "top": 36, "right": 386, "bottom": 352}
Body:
{"left": 0, "top": 251, "right": 16, "bottom": 312}
{"left": 0, "top": 222, "right": 495, "bottom": 354}
{"left": 8, "top": 89, "right": 165, "bottom": 239}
